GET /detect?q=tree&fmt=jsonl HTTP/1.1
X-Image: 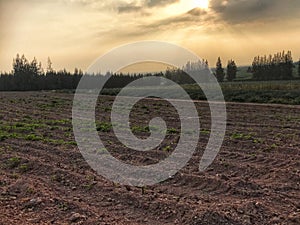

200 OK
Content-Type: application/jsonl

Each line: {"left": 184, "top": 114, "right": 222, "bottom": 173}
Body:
{"left": 298, "top": 59, "right": 300, "bottom": 77}
{"left": 215, "top": 57, "right": 225, "bottom": 82}
{"left": 226, "top": 60, "right": 237, "bottom": 82}
{"left": 74, "top": 68, "right": 79, "bottom": 76}
{"left": 283, "top": 51, "right": 294, "bottom": 79}
{"left": 252, "top": 51, "right": 294, "bottom": 80}
{"left": 1, "top": 54, "right": 88, "bottom": 91}
{"left": 13, "top": 54, "right": 32, "bottom": 90}
{"left": 47, "top": 57, "right": 54, "bottom": 74}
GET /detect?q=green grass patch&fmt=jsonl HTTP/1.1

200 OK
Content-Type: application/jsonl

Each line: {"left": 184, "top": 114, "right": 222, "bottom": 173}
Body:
{"left": 96, "top": 122, "right": 112, "bottom": 132}
{"left": 230, "top": 132, "right": 254, "bottom": 140}
{"left": 131, "top": 125, "right": 150, "bottom": 133}
{"left": 19, "top": 163, "right": 30, "bottom": 173}
{"left": 200, "top": 129, "right": 210, "bottom": 135}
{"left": 0, "top": 134, "right": 8, "bottom": 142}
{"left": 162, "top": 145, "right": 172, "bottom": 152}
{"left": 167, "top": 128, "right": 179, "bottom": 134}
{"left": 7, "top": 157, "right": 21, "bottom": 169}
{"left": 24, "top": 134, "right": 43, "bottom": 141}
{"left": 100, "top": 80, "right": 300, "bottom": 105}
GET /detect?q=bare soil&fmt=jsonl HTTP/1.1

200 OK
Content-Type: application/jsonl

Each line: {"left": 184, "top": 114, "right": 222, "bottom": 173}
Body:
{"left": 0, "top": 92, "right": 299, "bottom": 225}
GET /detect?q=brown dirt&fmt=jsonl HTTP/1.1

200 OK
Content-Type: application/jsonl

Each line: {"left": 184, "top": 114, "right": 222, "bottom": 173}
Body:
{"left": 0, "top": 91, "right": 299, "bottom": 225}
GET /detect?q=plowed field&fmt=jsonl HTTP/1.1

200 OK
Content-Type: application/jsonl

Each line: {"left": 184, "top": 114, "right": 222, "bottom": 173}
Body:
{"left": 0, "top": 92, "right": 299, "bottom": 224}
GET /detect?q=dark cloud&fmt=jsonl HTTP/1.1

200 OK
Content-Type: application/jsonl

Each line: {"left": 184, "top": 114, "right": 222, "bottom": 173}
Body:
{"left": 118, "top": 4, "right": 142, "bottom": 13}
{"left": 187, "top": 8, "right": 207, "bottom": 16}
{"left": 114, "top": 0, "right": 300, "bottom": 38}
{"left": 147, "top": 0, "right": 179, "bottom": 7}
{"left": 116, "top": 0, "right": 179, "bottom": 14}
{"left": 210, "top": 0, "right": 300, "bottom": 24}
{"left": 141, "top": 9, "right": 214, "bottom": 31}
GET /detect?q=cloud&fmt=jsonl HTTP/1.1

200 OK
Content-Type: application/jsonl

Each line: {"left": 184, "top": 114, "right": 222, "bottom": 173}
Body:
{"left": 187, "top": 8, "right": 207, "bottom": 16}
{"left": 116, "top": 0, "right": 179, "bottom": 14}
{"left": 210, "top": 0, "right": 300, "bottom": 24}
{"left": 117, "top": 4, "right": 143, "bottom": 13}
{"left": 137, "top": 9, "right": 213, "bottom": 33}
{"left": 147, "top": 0, "right": 179, "bottom": 7}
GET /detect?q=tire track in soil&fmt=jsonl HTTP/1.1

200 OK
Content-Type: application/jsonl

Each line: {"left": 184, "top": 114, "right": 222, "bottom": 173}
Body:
{"left": 0, "top": 92, "right": 300, "bottom": 224}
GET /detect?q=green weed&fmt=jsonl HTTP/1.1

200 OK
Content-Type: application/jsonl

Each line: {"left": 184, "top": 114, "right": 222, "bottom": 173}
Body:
{"left": 7, "top": 157, "right": 21, "bottom": 169}
{"left": 230, "top": 132, "right": 253, "bottom": 140}
{"left": 163, "top": 145, "right": 172, "bottom": 152}
{"left": 19, "top": 164, "right": 30, "bottom": 173}
{"left": 200, "top": 129, "right": 210, "bottom": 135}
{"left": 96, "top": 122, "right": 112, "bottom": 132}
{"left": 131, "top": 125, "right": 150, "bottom": 133}
{"left": 167, "top": 128, "right": 179, "bottom": 134}
{"left": 25, "top": 134, "right": 43, "bottom": 141}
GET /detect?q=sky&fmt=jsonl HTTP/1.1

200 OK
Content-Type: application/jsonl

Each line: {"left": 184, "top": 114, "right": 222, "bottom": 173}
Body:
{"left": 1, "top": 0, "right": 300, "bottom": 72}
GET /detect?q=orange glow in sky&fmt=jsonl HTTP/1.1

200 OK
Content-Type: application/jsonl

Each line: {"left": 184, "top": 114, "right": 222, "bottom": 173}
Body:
{"left": 0, "top": 0, "right": 300, "bottom": 72}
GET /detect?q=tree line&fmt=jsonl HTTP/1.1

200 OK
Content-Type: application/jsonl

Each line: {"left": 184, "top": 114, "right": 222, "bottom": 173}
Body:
{"left": 214, "top": 51, "right": 299, "bottom": 82}
{"left": 0, "top": 55, "right": 82, "bottom": 91}
{"left": 251, "top": 51, "right": 295, "bottom": 80}
{"left": 0, "top": 54, "right": 145, "bottom": 91}
{"left": 0, "top": 52, "right": 299, "bottom": 91}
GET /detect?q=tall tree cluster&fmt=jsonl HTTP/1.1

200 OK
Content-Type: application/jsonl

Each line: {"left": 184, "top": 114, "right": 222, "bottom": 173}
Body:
{"left": 252, "top": 51, "right": 294, "bottom": 80}
{"left": 12, "top": 54, "right": 43, "bottom": 90}
{"left": 164, "top": 60, "right": 210, "bottom": 85}
{"left": 226, "top": 60, "right": 237, "bottom": 82}
{"left": 183, "top": 60, "right": 209, "bottom": 73}
{"left": 0, "top": 55, "right": 165, "bottom": 91}
{"left": 215, "top": 57, "right": 225, "bottom": 82}
{"left": 298, "top": 59, "right": 300, "bottom": 77}
{"left": 0, "top": 55, "right": 82, "bottom": 91}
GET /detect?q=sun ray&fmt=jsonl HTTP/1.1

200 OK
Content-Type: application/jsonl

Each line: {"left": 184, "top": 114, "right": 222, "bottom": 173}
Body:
{"left": 193, "top": 0, "right": 209, "bottom": 9}
{"left": 164, "top": 0, "right": 209, "bottom": 16}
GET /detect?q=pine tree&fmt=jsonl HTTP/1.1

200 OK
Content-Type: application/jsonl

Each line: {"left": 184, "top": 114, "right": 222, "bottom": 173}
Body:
{"left": 298, "top": 59, "right": 300, "bottom": 77}
{"left": 215, "top": 57, "right": 225, "bottom": 82}
{"left": 47, "top": 57, "right": 54, "bottom": 74}
{"left": 251, "top": 51, "right": 294, "bottom": 80}
{"left": 226, "top": 60, "right": 237, "bottom": 82}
